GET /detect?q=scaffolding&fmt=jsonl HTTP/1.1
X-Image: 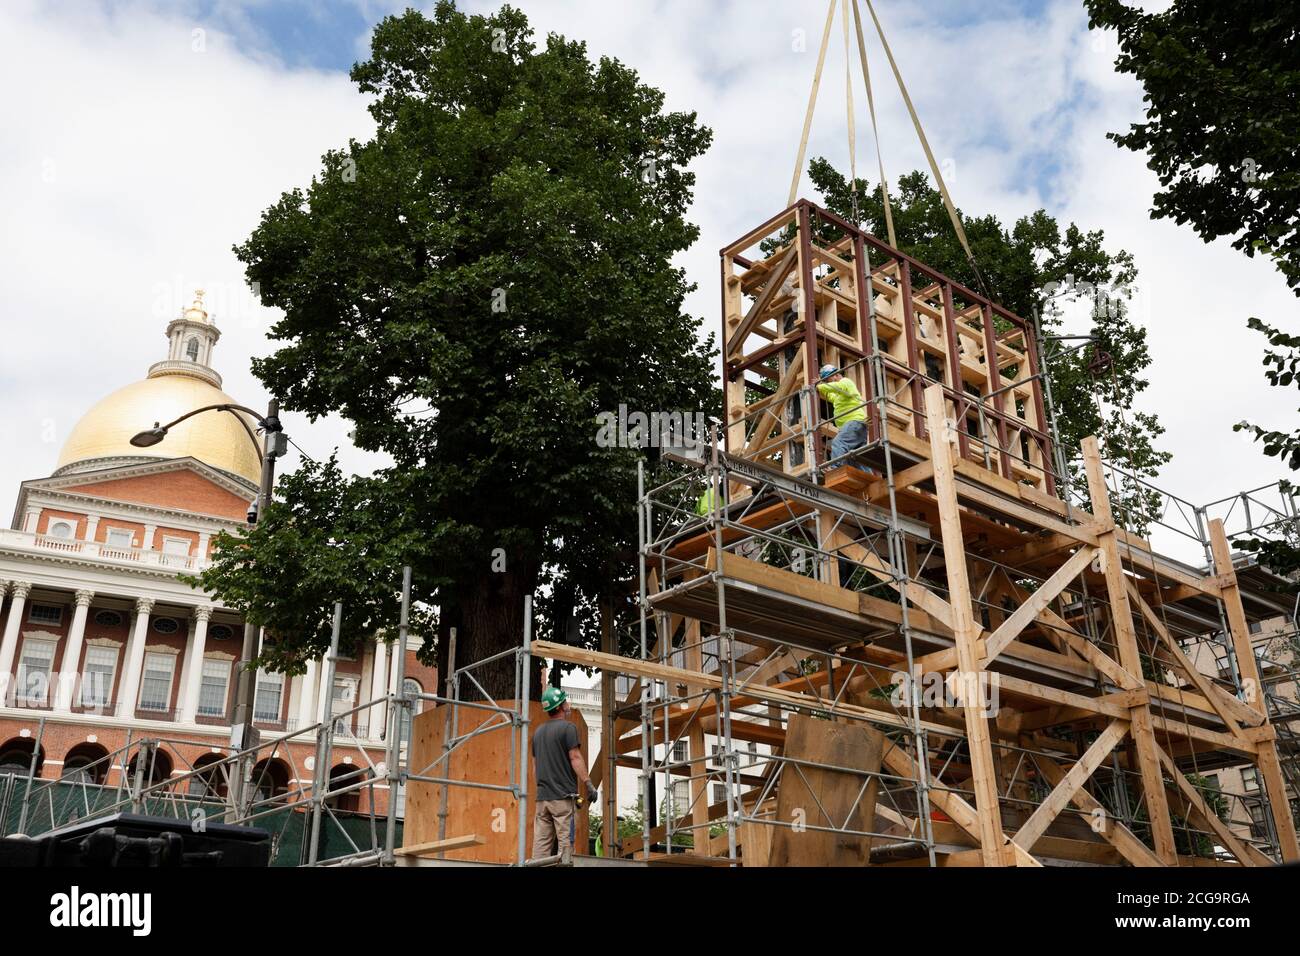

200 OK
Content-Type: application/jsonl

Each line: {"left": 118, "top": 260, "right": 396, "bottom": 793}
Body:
{"left": 9, "top": 202, "right": 1299, "bottom": 868}
{"left": 528, "top": 201, "right": 1300, "bottom": 866}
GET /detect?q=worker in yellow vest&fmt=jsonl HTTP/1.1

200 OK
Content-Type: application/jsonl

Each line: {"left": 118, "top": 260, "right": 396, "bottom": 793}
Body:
{"left": 817, "top": 364, "right": 868, "bottom": 464}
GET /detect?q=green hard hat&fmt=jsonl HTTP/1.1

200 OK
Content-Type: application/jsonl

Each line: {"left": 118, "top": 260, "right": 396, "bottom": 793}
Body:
{"left": 542, "top": 685, "right": 568, "bottom": 712}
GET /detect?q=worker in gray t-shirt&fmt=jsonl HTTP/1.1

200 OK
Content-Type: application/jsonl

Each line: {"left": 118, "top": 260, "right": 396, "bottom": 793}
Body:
{"left": 531, "top": 686, "right": 597, "bottom": 863}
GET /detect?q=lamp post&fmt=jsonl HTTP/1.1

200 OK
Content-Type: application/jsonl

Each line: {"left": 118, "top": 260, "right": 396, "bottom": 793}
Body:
{"left": 131, "top": 397, "right": 287, "bottom": 761}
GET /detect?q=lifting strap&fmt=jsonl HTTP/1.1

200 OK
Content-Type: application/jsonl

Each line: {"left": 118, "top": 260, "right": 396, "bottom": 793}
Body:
{"left": 788, "top": 0, "right": 839, "bottom": 208}
{"left": 849, "top": 0, "right": 896, "bottom": 246}
{"left": 859, "top": 0, "right": 990, "bottom": 295}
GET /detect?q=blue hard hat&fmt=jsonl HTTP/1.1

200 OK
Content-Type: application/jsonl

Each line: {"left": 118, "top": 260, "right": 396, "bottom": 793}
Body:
{"left": 819, "top": 364, "right": 839, "bottom": 380}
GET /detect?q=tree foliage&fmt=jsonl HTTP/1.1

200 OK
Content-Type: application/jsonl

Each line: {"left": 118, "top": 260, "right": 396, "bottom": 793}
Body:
{"left": 195, "top": 2, "right": 717, "bottom": 694}
{"left": 1234, "top": 318, "right": 1300, "bottom": 578}
{"left": 1084, "top": 0, "right": 1300, "bottom": 294}
{"left": 802, "top": 160, "right": 1169, "bottom": 517}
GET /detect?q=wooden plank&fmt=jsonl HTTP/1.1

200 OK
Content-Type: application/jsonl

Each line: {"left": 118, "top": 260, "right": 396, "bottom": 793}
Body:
{"left": 394, "top": 834, "right": 484, "bottom": 857}
{"left": 1033, "top": 751, "right": 1164, "bottom": 867}
{"left": 1254, "top": 731, "right": 1300, "bottom": 863}
{"left": 728, "top": 244, "right": 798, "bottom": 359}
{"left": 984, "top": 546, "right": 1096, "bottom": 661}
{"left": 767, "top": 714, "right": 884, "bottom": 866}
{"left": 997, "top": 574, "right": 1142, "bottom": 690}
{"left": 404, "top": 700, "right": 589, "bottom": 863}
{"left": 880, "top": 738, "right": 1040, "bottom": 867}
{"left": 924, "top": 383, "right": 1007, "bottom": 866}
{"left": 1012, "top": 719, "right": 1127, "bottom": 852}
{"left": 864, "top": 460, "right": 934, "bottom": 503}
{"left": 742, "top": 349, "right": 805, "bottom": 459}
{"left": 1125, "top": 579, "right": 1249, "bottom": 736}
{"left": 1154, "top": 745, "right": 1263, "bottom": 867}
{"left": 1081, "top": 435, "right": 1178, "bottom": 865}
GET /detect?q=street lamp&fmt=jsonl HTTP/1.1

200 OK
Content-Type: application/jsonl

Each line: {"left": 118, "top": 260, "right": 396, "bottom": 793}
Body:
{"left": 131, "top": 398, "right": 287, "bottom": 755}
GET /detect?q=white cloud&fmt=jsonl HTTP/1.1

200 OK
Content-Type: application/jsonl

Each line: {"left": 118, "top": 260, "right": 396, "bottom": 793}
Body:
{"left": 1, "top": 0, "right": 1292, "bottom": 565}
{"left": 0, "top": 0, "right": 384, "bottom": 510}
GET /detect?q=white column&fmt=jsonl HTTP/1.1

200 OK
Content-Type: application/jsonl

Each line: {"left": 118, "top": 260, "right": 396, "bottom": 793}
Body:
{"left": 83, "top": 516, "right": 100, "bottom": 542}
{"left": 177, "top": 606, "right": 212, "bottom": 724}
{"left": 388, "top": 638, "right": 403, "bottom": 694}
{"left": 115, "top": 597, "right": 154, "bottom": 718}
{"left": 297, "top": 656, "right": 319, "bottom": 729}
{"left": 141, "top": 524, "right": 157, "bottom": 550}
{"left": 54, "top": 589, "right": 94, "bottom": 712}
{"left": 369, "top": 639, "right": 389, "bottom": 734}
{"left": 197, "top": 531, "right": 211, "bottom": 562}
{"left": 316, "top": 655, "right": 333, "bottom": 725}
{"left": 22, "top": 508, "right": 39, "bottom": 533}
{"left": 0, "top": 581, "right": 32, "bottom": 701}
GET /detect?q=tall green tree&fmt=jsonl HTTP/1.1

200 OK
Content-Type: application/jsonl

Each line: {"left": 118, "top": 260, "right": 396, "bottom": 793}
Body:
{"left": 802, "top": 160, "right": 1168, "bottom": 520}
{"left": 195, "top": 3, "right": 717, "bottom": 696}
{"left": 1084, "top": 0, "right": 1300, "bottom": 295}
{"left": 1234, "top": 318, "right": 1300, "bottom": 578}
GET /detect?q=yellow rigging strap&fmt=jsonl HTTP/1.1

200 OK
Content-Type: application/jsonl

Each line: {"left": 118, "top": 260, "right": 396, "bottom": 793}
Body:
{"left": 849, "top": 0, "right": 896, "bottom": 246}
{"left": 788, "top": 0, "right": 839, "bottom": 208}
{"left": 859, "top": 0, "right": 987, "bottom": 293}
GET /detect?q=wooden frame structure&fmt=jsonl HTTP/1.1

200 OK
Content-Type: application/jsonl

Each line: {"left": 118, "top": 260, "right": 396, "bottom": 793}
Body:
{"left": 536, "top": 207, "right": 1300, "bottom": 866}
{"left": 722, "top": 200, "right": 1055, "bottom": 495}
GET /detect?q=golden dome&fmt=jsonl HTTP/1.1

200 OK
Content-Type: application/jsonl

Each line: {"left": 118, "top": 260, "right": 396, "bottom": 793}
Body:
{"left": 57, "top": 375, "right": 261, "bottom": 486}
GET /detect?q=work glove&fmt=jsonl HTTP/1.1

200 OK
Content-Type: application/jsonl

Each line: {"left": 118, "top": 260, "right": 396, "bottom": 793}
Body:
{"left": 585, "top": 781, "right": 599, "bottom": 805}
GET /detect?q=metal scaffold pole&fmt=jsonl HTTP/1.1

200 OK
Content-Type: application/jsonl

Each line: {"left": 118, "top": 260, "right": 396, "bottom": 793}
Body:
{"left": 381, "top": 566, "right": 411, "bottom": 864}
{"left": 859, "top": 236, "right": 937, "bottom": 866}
{"left": 307, "top": 601, "right": 343, "bottom": 865}
{"left": 636, "top": 457, "right": 653, "bottom": 860}
{"left": 517, "top": 594, "right": 533, "bottom": 866}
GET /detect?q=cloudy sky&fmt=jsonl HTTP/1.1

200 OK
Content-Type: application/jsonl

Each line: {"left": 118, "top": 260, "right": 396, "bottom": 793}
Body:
{"left": 1, "top": 0, "right": 1294, "bottom": 563}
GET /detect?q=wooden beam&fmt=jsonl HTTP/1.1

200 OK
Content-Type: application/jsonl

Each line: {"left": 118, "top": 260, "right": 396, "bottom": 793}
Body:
{"left": 395, "top": 834, "right": 484, "bottom": 857}
{"left": 984, "top": 546, "right": 1096, "bottom": 662}
{"left": 1081, "top": 435, "right": 1178, "bottom": 865}
{"left": 1254, "top": 729, "right": 1300, "bottom": 863}
{"left": 1033, "top": 751, "right": 1164, "bottom": 867}
{"left": 1154, "top": 745, "right": 1263, "bottom": 867}
{"left": 727, "top": 244, "right": 798, "bottom": 359}
{"left": 1012, "top": 719, "right": 1128, "bottom": 853}
{"left": 924, "top": 383, "right": 1008, "bottom": 866}
{"left": 1124, "top": 579, "right": 1252, "bottom": 736}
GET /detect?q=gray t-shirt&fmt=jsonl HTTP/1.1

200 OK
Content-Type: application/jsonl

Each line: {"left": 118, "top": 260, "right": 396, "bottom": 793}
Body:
{"left": 532, "top": 718, "right": 581, "bottom": 802}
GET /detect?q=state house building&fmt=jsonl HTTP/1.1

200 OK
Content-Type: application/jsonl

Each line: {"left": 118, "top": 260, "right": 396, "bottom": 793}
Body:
{"left": 0, "top": 292, "right": 435, "bottom": 812}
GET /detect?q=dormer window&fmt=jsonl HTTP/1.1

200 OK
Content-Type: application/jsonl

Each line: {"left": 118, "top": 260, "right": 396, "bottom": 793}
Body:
{"left": 186, "top": 337, "right": 200, "bottom": 361}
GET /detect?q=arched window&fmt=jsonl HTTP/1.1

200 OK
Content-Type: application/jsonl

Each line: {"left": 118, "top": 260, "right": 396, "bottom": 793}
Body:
{"left": 0, "top": 738, "right": 41, "bottom": 778}
{"left": 48, "top": 520, "right": 75, "bottom": 539}
{"left": 399, "top": 678, "right": 423, "bottom": 744}
{"left": 188, "top": 753, "right": 228, "bottom": 799}
{"left": 125, "top": 748, "right": 173, "bottom": 788}
{"left": 185, "top": 337, "right": 200, "bottom": 361}
{"left": 326, "top": 763, "right": 370, "bottom": 813}
{"left": 62, "top": 743, "right": 109, "bottom": 784}
{"left": 248, "top": 758, "right": 290, "bottom": 805}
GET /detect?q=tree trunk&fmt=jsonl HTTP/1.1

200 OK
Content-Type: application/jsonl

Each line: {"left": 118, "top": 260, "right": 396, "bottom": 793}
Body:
{"left": 437, "top": 559, "right": 542, "bottom": 702}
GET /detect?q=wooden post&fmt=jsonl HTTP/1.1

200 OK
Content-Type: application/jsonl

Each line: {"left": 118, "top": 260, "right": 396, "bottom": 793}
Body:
{"left": 923, "top": 384, "right": 1008, "bottom": 866}
{"left": 1081, "top": 435, "right": 1179, "bottom": 865}
{"left": 1209, "top": 519, "right": 1300, "bottom": 862}
{"left": 600, "top": 598, "right": 617, "bottom": 857}
{"left": 684, "top": 618, "right": 711, "bottom": 855}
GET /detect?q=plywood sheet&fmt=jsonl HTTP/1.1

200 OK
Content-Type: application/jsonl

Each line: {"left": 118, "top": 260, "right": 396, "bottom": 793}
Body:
{"left": 403, "top": 700, "right": 589, "bottom": 864}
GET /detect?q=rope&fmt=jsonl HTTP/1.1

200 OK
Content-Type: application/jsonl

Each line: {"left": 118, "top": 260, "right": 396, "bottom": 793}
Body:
{"left": 849, "top": 0, "right": 895, "bottom": 246}
{"left": 789, "top": 0, "right": 839, "bottom": 208}
{"left": 841, "top": 0, "right": 859, "bottom": 225}
{"left": 859, "top": 0, "right": 992, "bottom": 299}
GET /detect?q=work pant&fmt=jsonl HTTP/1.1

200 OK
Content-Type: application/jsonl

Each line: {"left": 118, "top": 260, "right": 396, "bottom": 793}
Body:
{"left": 533, "top": 797, "right": 576, "bottom": 861}
{"left": 830, "top": 419, "right": 868, "bottom": 463}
